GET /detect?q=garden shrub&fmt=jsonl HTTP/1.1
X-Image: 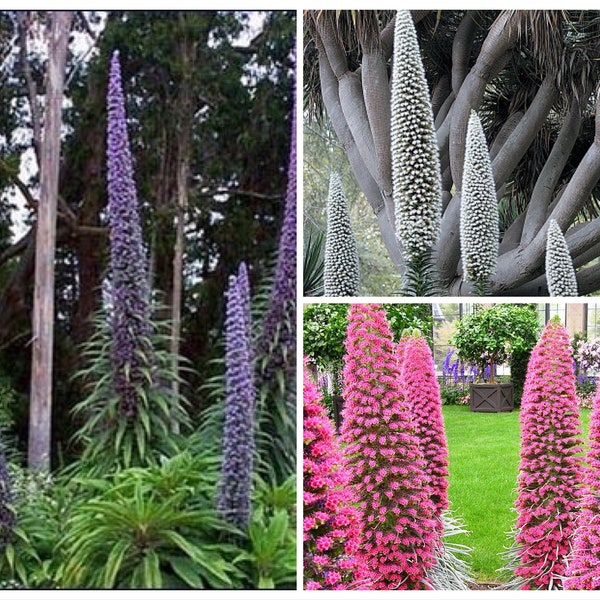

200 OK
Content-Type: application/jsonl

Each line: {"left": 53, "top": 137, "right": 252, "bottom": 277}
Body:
{"left": 452, "top": 304, "right": 539, "bottom": 384}
{"left": 512, "top": 318, "right": 584, "bottom": 589}
{"left": 341, "top": 304, "right": 436, "bottom": 589}
{"left": 303, "top": 366, "right": 364, "bottom": 590}
{"left": 564, "top": 384, "right": 600, "bottom": 589}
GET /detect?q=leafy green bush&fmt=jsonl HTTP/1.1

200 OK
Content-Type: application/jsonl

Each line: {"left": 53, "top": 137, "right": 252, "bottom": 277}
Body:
{"left": 452, "top": 304, "right": 540, "bottom": 385}
{"left": 0, "top": 453, "right": 296, "bottom": 589}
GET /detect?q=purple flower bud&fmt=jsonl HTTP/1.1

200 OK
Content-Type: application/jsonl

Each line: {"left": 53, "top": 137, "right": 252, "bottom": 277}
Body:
{"left": 217, "top": 262, "right": 255, "bottom": 528}
{"left": 106, "top": 51, "right": 152, "bottom": 419}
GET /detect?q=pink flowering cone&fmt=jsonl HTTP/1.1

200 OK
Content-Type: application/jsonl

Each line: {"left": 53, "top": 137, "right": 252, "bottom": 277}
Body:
{"left": 400, "top": 333, "right": 450, "bottom": 519}
{"left": 303, "top": 364, "right": 366, "bottom": 590}
{"left": 341, "top": 304, "right": 437, "bottom": 590}
{"left": 515, "top": 319, "right": 584, "bottom": 589}
{"left": 564, "top": 385, "right": 600, "bottom": 589}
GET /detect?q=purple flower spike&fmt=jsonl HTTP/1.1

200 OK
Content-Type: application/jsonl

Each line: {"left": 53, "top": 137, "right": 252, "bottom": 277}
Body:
{"left": 107, "top": 50, "right": 152, "bottom": 419}
{"left": 260, "top": 72, "right": 296, "bottom": 382}
{"left": 218, "top": 262, "right": 255, "bottom": 528}
{"left": 0, "top": 446, "right": 14, "bottom": 549}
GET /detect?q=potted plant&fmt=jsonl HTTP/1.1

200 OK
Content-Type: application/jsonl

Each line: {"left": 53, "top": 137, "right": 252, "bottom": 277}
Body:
{"left": 451, "top": 304, "right": 540, "bottom": 412}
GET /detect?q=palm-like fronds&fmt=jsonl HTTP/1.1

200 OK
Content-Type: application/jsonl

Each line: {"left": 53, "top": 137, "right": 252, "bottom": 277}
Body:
{"left": 303, "top": 227, "right": 324, "bottom": 296}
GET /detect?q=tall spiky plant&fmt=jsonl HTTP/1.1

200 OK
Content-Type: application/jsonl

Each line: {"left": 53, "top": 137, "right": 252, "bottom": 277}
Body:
{"left": 460, "top": 110, "right": 499, "bottom": 295}
{"left": 341, "top": 303, "right": 437, "bottom": 589}
{"left": 73, "top": 51, "right": 188, "bottom": 470}
{"left": 564, "top": 385, "right": 600, "bottom": 589}
{"left": 391, "top": 10, "right": 442, "bottom": 296}
{"left": 257, "top": 71, "right": 297, "bottom": 482}
{"left": 400, "top": 333, "right": 449, "bottom": 517}
{"left": 545, "top": 219, "right": 578, "bottom": 297}
{"left": 106, "top": 50, "right": 153, "bottom": 420}
{"left": 217, "top": 263, "right": 255, "bottom": 529}
{"left": 303, "top": 364, "right": 365, "bottom": 590}
{"left": 399, "top": 331, "right": 472, "bottom": 590}
{"left": 512, "top": 318, "right": 583, "bottom": 589}
{"left": 324, "top": 172, "right": 360, "bottom": 296}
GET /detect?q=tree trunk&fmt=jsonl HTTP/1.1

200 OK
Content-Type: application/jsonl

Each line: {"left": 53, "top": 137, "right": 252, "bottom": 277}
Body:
{"left": 170, "top": 20, "right": 195, "bottom": 433}
{"left": 28, "top": 11, "right": 72, "bottom": 472}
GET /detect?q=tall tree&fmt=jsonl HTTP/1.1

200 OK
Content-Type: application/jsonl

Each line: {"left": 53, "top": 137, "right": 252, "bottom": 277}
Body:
{"left": 305, "top": 10, "right": 600, "bottom": 295}
{"left": 28, "top": 10, "right": 73, "bottom": 471}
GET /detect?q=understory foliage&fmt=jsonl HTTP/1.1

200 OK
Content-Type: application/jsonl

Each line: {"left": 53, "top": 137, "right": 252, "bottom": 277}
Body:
{"left": 564, "top": 384, "right": 600, "bottom": 589}
{"left": 546, "top": 219, "right": 578, "bottom": 297}
{"left": 512, "top": 318, "right": 584, "bottom": 589}
{"left": 391, "top": 10, "right": 441, "bottom": 296}
{"left": 324, "top": 172, "right": 360, "bottom": 296}
{"left": 341, "top": 303, "right": 437, "bottom": 589}
{"left": 303, "top": 366, "right": 365, "bottom": 590}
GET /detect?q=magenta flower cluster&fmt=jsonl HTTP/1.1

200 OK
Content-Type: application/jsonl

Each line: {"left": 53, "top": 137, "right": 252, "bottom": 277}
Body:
{"left": 564, "top": 384, "right": 600, "bottom": 589}
{"left": 515, "top": 319, "right": 584, "bottom": 589}
{"left": 303, "top": 365, "right": 365, "bottom": 590}
{"left": 399, "top": 334, "right": 450, "bottom": 519}
{"left": 106, "top": 50, "right": 152, "bottom": 420}
{"left": 341, "top": 304, "right": 437, "bottom": 589}
{"left": 217, "top": 263, "right": 255, "bottom": 529}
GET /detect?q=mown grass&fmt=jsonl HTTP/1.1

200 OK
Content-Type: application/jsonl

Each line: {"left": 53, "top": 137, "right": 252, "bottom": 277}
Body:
{"left": 443, "top": 405, "right": 591, "bottom": 582}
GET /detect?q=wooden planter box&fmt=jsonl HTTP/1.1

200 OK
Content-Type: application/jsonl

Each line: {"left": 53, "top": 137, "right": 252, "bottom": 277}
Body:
{"left": 470, "top": 383, "right": 514, "bottom": 413}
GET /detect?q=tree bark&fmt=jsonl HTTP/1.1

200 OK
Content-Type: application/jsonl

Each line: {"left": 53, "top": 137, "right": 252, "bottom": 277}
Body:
{"left": 170, "top": 21, "right": 196, "bottom": 433}
{"left": 29, "top": 10, "right": 72, "bottom": 472}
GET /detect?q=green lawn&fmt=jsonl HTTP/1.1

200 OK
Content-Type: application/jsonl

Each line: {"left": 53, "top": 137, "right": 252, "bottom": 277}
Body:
{"left": 443, "top": 405, "right": 591, "bottom": 583}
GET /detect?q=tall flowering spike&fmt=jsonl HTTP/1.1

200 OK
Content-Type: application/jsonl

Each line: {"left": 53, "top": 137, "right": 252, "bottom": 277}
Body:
{"left": 303, "top": 364, "right": 367, "bottom": 590}
{"left": 217, "top": 262, "right": 255, "bottom": 528}
{"left": 546, "top": 219, "right": 578, "bottom": 297}
{"left": 341, "top": 304, "right": 437, "bottom": 590}
{"left": 515, "top": 319, "right": 584, "bottom": 589}
{"left": 0, "top": 444, "right": 14, "bottom": 550}
{"left": 460, "top": 110, "right": 499, "bottom": 289}
{"left": 107, "top": 50, "right": 152, "bottom": 419}
{"left": 564, "top": 386, "right": 600, "bottom": 589}
{"left": 324, "top": 172, "right": 360, "bottom": 297}
{"left": 400, "top": 334, "right": 449, "bottom": 518}
{"left": 391, "top": 10, "right": 442, "bottom": 262}
{"left": 260, "top": 71, "right": 296, "bottom": 381}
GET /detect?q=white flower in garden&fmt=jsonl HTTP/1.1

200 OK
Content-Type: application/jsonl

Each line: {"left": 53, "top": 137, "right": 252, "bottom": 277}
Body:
{"left": 391, "top": 9, "right": 442, "bottom": 261}
{"left": 460, "top": 110, "right": 499, "bottom": 285}
{"left": 546, "top": 219, "right": 578, "bottom": 297}
{"left": 324, "top": 172, "right": 360, "bottom": 296}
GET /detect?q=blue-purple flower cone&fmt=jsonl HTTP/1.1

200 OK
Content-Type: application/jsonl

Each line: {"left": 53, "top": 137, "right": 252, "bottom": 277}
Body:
{"left": 107, "top": 51, "right": 152, "bottom": 420}
{"left": 260, "top": 78, "right": 296, "bottom": 382}
{"left": 218, "top": 262, "right": 255, "bottom": 528}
